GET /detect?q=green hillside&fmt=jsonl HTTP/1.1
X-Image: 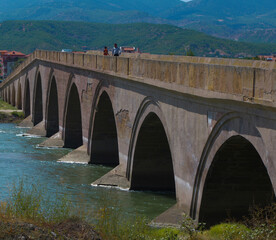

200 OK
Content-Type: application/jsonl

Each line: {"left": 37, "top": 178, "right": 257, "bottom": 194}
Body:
{"left": 0, "top": 20, "right": 275, "bottom": 57}
{"left": 0, "top": 0, "right": 275, "bottom": 43}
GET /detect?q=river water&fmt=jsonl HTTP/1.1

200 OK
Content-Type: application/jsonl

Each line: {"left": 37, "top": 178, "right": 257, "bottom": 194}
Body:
{"left": 0, "top": 123, "right": 176, "bottom": 221}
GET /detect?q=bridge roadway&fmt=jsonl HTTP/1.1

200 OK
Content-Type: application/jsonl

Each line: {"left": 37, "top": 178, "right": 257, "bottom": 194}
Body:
{"left": 1, "top": 50, "right": 276, "bottom": 226}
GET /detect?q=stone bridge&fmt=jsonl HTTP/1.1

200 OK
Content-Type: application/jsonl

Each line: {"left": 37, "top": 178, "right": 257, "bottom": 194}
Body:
{"left": 1, "top": 50, "right": 276, "bottom": 226}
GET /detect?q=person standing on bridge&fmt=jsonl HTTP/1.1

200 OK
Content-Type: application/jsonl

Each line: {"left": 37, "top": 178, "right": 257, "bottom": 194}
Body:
{"left": 103, "top": 46, "right": 109, "bottom": 56}
{"left": 112, "top": 43, "right": 121, "bottom": 57}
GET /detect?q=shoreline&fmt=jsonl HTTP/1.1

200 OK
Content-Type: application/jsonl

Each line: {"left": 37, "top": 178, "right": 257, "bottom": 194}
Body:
{"left": 0, "top": 110, "right": 24, "bottom": 123}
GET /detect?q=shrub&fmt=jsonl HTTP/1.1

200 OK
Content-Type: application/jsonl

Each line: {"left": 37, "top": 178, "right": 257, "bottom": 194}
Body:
{"left": 11, "top": 111, "right": 24, "bottom": 118}
{"left": 3, "top": 180, "right": 72, "bottom": 223}
{"left": 208, "top": 223, "right": 250, "bottom": 240}
{"left": 243, "top": 203, "right": 276, "bottom": 240}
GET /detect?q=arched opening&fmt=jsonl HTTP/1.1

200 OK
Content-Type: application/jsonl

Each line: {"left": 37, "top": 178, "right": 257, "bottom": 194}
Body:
{"left": 24, "top": 79, "right": 30, "bottom": 117}
{"left": 90, "top": 92, "right": 119, "bottom": 166}
{"left": 199, "top": 136, "right": 275, "bottom": 227}
{"left": 12, "top": 85, "right": 16, "bottom": 106}
{"left": 64, "top": 83, "right": 83, "bottom": 149}
{"left": 3, "top": 89, "right": 6, "bottom": 101}
{"left": 46, "top": 77, "right": 59, "bottom": 137}
{"left": 17, "top": 82, "right": 22, "bottom": 109}
{"left": 8, "top": 87, "right": 11, "bottom": 104}
{"left": 130, "top": 113, "right": 175, "bottom": 192}
{"left": 33, "top": 73, "right": 43, "bottom": 125}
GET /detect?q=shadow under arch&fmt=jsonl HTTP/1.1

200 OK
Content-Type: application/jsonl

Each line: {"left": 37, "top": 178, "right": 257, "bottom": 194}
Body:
{"left": 63, "top": 82, "right": 83, "bottom": 149}
{"left": 4, "top": 89, "right": 6, "bottom": 101}
{"left": 33, "top": 71, "right": 43, "bottom": 125}
{"left": 199, "top": 135, "right": 275, "bottom": 226}
{"left": 127, "top": 98, "right": 175, "bottom": 192}
{"left": 24, "top": 78, "right": 31, "bottom": 117}
{"left": 17, "top": 81, "right": 22, "bottom": 109}
{"left": 45, "top": 75, "right": 59, "bottom": 137}
{"left": 90, "top": 91, "right": 119, "bottom": 166}
{"left": 8, "top": 86, "right": 11, "bottom": 104}
{"left": 12, "top": 84, "right": 15, "bottom": 106}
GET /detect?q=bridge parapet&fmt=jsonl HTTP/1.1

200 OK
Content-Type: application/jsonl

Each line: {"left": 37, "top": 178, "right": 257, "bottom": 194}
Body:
{"left": 1, "top": 50, "right": 276, "bottom": 107}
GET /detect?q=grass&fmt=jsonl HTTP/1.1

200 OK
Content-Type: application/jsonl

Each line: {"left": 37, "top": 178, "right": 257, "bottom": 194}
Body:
{"left": 0, "top": 99, "right": 24, "bottom": 123}
{"left": 0, "top": 179, "right": 275, "bottom": 239}
{"left": 0, "top": 99, "right": 17, "bottom": 110}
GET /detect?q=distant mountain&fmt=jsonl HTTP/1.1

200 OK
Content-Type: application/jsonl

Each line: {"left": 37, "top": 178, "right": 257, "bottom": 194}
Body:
{"left": 0, "top": 20, "right": 275, "bottom": 57}
{"left": 164, "top": 0, "right": 276, "bottom": 43}
{"left": 164, "top": 0, "right": 276, "bottom": 18}
{"left": 0, "top": 0, "right": 275, "bottom": 43}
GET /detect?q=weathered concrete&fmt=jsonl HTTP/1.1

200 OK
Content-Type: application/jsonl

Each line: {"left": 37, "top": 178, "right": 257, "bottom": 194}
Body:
{"left": 92, "top": 164, "right": 130, "bottom": 189}
{"left": 25, "top": 121, "right": 46, "bottom": 137}
{"left": 38, "top": 132, "right": 64, "bottom": 148}
{"left": 151, "top": 204, "right": 185, "bottom": 227}
{"left": 1, "top": 50, "right": 276, "bottom": 226}
{"left": 58, "top": 145, "right": 90, "bottom": 164}
{"left": 17, "top": 115, "right": 33, "bottom": 128}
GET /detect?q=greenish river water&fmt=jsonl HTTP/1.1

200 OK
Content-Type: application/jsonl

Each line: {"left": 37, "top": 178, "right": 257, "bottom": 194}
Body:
{"left": 0, "top": 123, "right": 176, "bottom": 221}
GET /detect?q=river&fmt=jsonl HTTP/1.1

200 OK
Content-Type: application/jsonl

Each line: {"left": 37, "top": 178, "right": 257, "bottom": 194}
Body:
{"left": 0, "top": 123, "right": 176, "bottom": 222}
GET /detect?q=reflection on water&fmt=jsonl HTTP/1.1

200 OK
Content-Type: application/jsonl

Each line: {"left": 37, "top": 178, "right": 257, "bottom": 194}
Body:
{"left": 0, "top": 123, "right": 176, "bottom": 220}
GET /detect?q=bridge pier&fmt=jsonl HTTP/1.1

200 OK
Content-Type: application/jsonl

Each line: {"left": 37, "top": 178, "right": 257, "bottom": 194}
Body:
{"left": 58, "top": 145, "right": 90, "bottom": 164}
{"left": 38, "top": 131, "right": 64, "bottom": 148}
{"left": 17, "top": 116, "right": 34, "bottom": 128}
{"left": 25, "top": 120, "right": 46, "bottom": 136}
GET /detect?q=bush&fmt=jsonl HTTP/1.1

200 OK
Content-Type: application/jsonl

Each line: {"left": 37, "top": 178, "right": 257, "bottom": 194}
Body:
{"left": 3, "top": 180, "right": 72, "bottom": 223}
{"left": 243, "top": 203, "right": 276, "bottom": 240}
{"left": 208, "top": 223, "right": 250, "bottom": 240}
{"left": 11, "top": 111, "right": 24, "bottom": 118}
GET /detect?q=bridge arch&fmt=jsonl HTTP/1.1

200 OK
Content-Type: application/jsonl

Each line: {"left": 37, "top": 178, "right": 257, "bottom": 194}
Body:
{"left": 127, "top": 98, "right": 176, "bottom": 192}
{"left": 45, "top": 74, "right": 59, "bottom": 137}
{"left": 63, "top": 80, "right": 83, "bottom": 149}
{"left": 89, "top": 90, "right": 119, "bottom": 166}
{"left": 17, "top": 81, "right": 22, "bottom": 109}
{"left": 32, "top": 71, "right": 43, "bottom": 125}
{"left": 24, "top": 78, "right": 31, "bottom": 117}
{"left": 11, "top": 84, "right": 15, "bottom": 106}
{"left": 4, "top": 88, "right": 7, "bottom": 102}
{"left": 191, "top": 113, "right": 275, "bottom": 226}
{"left": 8, "top": 86, "right": 11, "bottom": 104}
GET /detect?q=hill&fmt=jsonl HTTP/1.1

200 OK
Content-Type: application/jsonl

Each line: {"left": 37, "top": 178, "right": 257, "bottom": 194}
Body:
{"left": 0, "top": 0, "right": 275, "bottom": 44}
{"left": 0, "top": 21, "right": 275, "bottom": 57}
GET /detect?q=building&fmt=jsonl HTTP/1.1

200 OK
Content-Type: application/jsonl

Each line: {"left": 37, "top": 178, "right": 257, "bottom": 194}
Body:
{"left": 0, "top": 51, "right": 27, "bottom": 79}
{"left": 120, "top": 46, "right": 140, "bottom": 54}
{"left": 258, "top": 54, "right": 276, "bottom": 61}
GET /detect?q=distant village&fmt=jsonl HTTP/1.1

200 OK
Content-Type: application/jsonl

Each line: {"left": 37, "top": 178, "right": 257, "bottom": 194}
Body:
{"left": 0, "top": 50, "right": 27, "bottom": 80}
{"left": 258, "top": 54, "right": 276, "bottom": 62}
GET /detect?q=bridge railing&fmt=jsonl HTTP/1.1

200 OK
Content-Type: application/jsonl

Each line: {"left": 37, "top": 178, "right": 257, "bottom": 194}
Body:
{"left": 1, "top": 49, "right": 276, "bottom": 104}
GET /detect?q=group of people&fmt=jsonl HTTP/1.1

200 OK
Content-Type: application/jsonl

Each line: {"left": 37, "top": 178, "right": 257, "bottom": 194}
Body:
{"left": 103, "top": 43, "right": 121, "bottom": 56}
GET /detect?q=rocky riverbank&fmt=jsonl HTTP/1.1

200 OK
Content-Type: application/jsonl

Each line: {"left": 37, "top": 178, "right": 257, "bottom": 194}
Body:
{"left": 0, "top": 218, "right": 101, "bottom": 240}
{"left": 0, "top": 110, "right": 24, "bottom": 123}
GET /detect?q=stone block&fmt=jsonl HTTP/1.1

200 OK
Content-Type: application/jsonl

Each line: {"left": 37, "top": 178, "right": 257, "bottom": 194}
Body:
{"left": 74, "top": 54, "right": 84, "bottom": 67}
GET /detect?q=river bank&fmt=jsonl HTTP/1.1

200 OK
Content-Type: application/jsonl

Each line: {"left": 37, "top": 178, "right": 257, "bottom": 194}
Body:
{"left": 0, "top": 217, "right": 101, "bottom": 240}
{"left": 0, "top": 100, "right": 24, "bottom": 123}
{"left": 0, "top": 110, "right": 24, "bottom": 123}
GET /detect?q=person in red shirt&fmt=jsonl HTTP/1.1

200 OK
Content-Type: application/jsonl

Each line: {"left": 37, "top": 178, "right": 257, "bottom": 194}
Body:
{"left": 103, "top": 46, "right": 109, "bottom": 56}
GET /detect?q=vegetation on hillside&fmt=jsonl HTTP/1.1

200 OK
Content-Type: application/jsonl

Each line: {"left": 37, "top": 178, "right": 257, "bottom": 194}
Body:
{"left": 0, "top": 0, "right": 275, "bottom": 43}
{"left": 0, "top": 20, "right": 275, "bottom": 57}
